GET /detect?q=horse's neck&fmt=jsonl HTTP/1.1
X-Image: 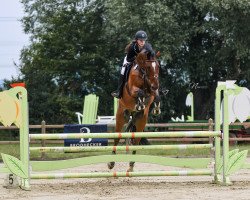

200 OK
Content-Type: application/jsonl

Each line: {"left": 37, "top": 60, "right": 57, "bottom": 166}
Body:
{"left": 129, "top": 65, "right": 151, "bottom": 95}
{"left": 129, "top": 65, "right": 141, "bottom": 79}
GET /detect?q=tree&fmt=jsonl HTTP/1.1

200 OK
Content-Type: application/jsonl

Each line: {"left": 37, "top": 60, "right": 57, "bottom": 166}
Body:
{"left": 18, "top": 0, "right": 250, "bottom": 124}
{"left": 20, "top": 0, "right": 117, "bottom": 124}
{"left": 104, "top": 0, "right": 250, "bottom": 120}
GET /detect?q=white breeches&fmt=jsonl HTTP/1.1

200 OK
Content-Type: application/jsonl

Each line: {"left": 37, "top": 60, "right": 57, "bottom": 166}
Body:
{"left": 121, "top": 56, "right": 130, "bottom": 75}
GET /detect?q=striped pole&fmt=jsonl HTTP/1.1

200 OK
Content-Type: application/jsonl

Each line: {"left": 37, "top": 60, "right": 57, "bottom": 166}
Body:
{"left": 30, "top": 131, "right": 221, "bottom": 140}
{"left": 31, "top": 170, "right": 212, "bottom": 179}
{"left": 30, "top": 144, "right": 213, "bottom": 153}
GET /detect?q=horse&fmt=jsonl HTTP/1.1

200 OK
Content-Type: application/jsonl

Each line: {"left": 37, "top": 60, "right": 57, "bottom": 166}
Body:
{"left": 108, "top": 49, "right": 161, "bottom": 172}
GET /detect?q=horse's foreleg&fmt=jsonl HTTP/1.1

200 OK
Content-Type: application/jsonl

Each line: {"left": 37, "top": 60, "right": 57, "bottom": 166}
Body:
{"left": 152, "top": 100, "right": 161, "bottom": 115}
{"left": 152, "top": 90, "right": 161, "bottom": 115}
{"left": 130, "top": 87, "right": 146, "bottom": 111}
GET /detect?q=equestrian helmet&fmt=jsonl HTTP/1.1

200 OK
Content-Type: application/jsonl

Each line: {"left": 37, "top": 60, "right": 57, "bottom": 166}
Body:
{"left": 135, "top": 30, "right": 147, "bottom": 41}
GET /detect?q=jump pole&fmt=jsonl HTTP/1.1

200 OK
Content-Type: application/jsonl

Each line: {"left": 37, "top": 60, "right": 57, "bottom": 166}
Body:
{"left": 29, "top": 131, "right": 221, "bottom": 140}
{"left": 29, "top": 144, "right": 213, "bottom": 153}
{"left": 31, "top": 170, "right": 212, "bottom": 179}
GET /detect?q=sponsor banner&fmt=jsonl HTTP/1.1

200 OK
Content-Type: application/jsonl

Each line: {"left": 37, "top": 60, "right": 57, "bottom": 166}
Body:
{"left": 64, "top": 124, "right": 108, "bottom": 146}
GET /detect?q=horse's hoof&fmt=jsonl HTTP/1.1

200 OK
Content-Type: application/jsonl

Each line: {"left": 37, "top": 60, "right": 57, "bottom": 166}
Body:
{"left": 127, "top": 167, "right": 134, "bottom": 173}
{"left": 107, "top": 162, "right": 115, "bottom": 169}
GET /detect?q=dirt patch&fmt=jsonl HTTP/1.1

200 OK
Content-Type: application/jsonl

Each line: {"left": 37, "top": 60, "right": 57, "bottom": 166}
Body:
{"left": 1, "top": 159, "right": 250, "bottom": 200}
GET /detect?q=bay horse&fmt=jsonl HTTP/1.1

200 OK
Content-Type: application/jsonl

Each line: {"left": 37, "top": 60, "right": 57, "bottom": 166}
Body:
{"left": 108, "top": 49, "right": 161, "bottom": 172}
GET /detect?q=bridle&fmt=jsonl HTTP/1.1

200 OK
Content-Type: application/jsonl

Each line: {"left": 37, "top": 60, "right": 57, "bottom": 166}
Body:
{"left": 138, "top": 59, "right": 159, "bottom": 96}
{"left": 125, "top": 50, "right": 159, "bottom": 98}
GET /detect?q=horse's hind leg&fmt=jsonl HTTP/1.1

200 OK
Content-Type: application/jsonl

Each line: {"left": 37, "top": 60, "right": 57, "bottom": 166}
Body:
{"left": 107, "top": 138, "right": 119, "bottom": 169}
{"left": 127, "top": 150, "right": 136, "bottom": 172}
{"left": 107, "top": 105, "right": 126, "bottom": 170}
{"left": 127, "top": 111, "right": 148, "bottom": 172}
{"left": 127, "top": 124, "right": 137, "bottom": 172}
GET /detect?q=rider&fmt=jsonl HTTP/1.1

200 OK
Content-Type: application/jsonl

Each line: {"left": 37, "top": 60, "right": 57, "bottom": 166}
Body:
{"left": 111, "top": 30, "right": 155, "bottom": 99}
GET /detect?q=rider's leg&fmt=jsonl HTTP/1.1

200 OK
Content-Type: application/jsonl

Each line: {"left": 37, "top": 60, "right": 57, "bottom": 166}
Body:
{"left": 112, "top": 56, "right": 132, "bottom": 99}
{"left": 111, "top": 64, "right": 127, "bottom": 99}
{"left": 111, "top": 75, "right": 125, "bottom": 99}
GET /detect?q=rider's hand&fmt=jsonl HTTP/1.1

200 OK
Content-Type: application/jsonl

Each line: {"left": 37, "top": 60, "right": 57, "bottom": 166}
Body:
{"left": 150, "top": 51, "right": 155, "bottom": 57}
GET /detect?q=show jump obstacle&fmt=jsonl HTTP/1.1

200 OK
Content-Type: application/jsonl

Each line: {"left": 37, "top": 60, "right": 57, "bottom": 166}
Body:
{"left": 0, "top": 81, "right": 249, "bottom": 190}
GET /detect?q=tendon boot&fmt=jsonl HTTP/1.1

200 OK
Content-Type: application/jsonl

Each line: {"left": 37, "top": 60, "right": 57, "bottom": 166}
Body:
{"left": 111, "top": 74, "right": 125, "bottom": 99}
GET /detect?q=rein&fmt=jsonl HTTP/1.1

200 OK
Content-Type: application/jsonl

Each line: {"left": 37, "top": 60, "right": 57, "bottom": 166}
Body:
{"left": 138, "top": 61, "right": 155, "bottom": 96}
{"left": 125, "top": 63, "right": 150, "bottom": 97}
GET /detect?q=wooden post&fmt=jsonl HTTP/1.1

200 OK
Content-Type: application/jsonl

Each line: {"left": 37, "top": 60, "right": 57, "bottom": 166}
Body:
{"left": 208, "top": 118, "right": 214, "bottom": 157}
{"left": 41, "top": 120, "right": 46, "bottom": 160}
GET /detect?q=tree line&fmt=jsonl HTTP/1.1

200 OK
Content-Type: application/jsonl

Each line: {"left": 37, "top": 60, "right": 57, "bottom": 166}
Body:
{"left": 1, "top": 0, "right": 250, "bottom": 124}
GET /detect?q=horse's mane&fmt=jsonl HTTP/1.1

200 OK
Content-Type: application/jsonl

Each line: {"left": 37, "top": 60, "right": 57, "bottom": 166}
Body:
{"left": 136, "top": 49, "right": 155, "bottom": 67}
{"left": 135, "top": 51, "right": 146, "bottom": 67}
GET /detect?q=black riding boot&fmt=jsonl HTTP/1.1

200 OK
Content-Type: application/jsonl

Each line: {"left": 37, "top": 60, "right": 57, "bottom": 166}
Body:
{"left": 111, "top": 74, "right": 125, "bottom": 99}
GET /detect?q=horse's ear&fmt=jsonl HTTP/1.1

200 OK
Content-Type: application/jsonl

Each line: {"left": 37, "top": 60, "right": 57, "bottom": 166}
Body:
{"left": 136, "top": 53, "right": 146, "bottom": 66}
{"left": 156, "top": 51, "right": 160, "bottom": 58}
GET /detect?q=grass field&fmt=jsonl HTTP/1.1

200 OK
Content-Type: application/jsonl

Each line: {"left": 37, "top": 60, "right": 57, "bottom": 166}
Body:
{"left": 0, "top": 142, "right": 249, "bottom": 162}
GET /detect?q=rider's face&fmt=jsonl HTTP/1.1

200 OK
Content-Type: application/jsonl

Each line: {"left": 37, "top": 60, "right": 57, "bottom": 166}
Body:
{"left": 137, "top": 39, "right": 145, "bottom": 47}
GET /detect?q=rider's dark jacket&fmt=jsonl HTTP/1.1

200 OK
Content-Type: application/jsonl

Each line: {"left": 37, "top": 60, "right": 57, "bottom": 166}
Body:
{"left": 126, "top": 41, "right": 155, "bottom": 63}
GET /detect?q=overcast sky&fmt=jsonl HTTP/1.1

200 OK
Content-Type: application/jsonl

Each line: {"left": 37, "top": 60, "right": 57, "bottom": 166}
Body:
{"left": 0, "top": 1, "right": 29, "bottom": 80}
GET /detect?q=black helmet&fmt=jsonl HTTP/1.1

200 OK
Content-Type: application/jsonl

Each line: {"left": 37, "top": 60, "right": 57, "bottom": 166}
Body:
{"left": 135, "top": 30, "right": 147, "bottom": 41}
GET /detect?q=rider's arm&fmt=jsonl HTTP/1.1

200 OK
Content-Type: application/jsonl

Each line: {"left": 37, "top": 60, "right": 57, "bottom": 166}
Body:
{"left": 126, "top": 42, "right": 139, "bottom": 62}
{"left": 145, "top": 43, "right": 155, "bottom": 57}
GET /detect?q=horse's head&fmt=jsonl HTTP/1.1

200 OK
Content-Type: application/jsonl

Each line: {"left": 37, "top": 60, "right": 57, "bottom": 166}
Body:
{"left": 136, "top": 50, "right": 160, "bottom": 94}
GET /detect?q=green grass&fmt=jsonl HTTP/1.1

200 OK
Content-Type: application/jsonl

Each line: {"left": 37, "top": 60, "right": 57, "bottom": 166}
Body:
{"left": 0, "top": 142, "right": 249, "bottom": 162}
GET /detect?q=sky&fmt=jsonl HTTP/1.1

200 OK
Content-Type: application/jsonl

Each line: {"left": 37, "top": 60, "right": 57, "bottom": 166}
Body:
{"left": 0, "top": 1, "right": 29, "bottom": 80}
